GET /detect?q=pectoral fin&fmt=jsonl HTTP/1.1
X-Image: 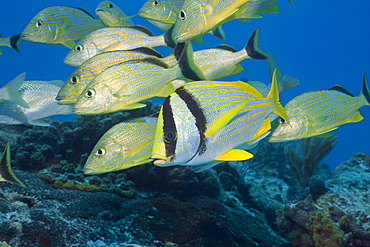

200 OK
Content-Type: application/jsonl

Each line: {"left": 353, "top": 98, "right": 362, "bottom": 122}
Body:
{"left": 62, "top": 40, "right": 76, "bottom": 49}
{"left": 205, "top": 101, "right": 248, "bottom": 137}
{"left": 214, "top": 149, "right": 253, "bottom": 161}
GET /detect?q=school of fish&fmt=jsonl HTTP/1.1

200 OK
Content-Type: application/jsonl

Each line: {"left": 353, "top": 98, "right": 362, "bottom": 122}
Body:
{"left": 0, "top": 0, "right": 368, "bottom": 185}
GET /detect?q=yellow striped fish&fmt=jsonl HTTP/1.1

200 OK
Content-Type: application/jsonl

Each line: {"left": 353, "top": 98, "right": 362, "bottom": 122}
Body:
{"left": 269, "top": 74, "right": 370, "bottom": 142}
{"left": 138, "top": 0, "right": 226, "bottom": 41}
{"left": 63, "top": 25, "right": 167, "bottom": 66}
{"left": 152, "top": 70, "right": 289, "bottom": 171}
{"left": 0, "top": 142, "right": 26, "bottom": 187}
{"left": 138, "top": 0, "right": 185, "bottom": 31}
{"left": 73, "top": 57, "right": 185, "bottom": 115}
{"left": 172, "top": 0, "right": 278, "bottom": 42}
{"left": 95, "top": 1, "right": 135, "bottom": 27}
{"left": 173, "top": 27, "right": 267, "bottom": 81}
{"left": 56, "top": 47, "right": 163, "bottom": 105}
{"left": 0, "top": 34, "right": 21, "bottom": 55}
{"left": 84, "top": 117, "right": 157, "bottom": 174}
{"left": 21, "top": 5, "right": 105, "bottom": 49}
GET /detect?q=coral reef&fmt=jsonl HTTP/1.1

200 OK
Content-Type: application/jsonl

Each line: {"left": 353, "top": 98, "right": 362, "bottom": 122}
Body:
{"left": 277, "top": 152, "right": 370, "bottom": 247}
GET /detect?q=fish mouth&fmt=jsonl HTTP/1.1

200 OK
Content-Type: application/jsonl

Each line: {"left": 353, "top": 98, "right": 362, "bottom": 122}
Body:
{"left": 55, "top": 97, "right": 76, "bottom": 105}
{"left": 96, "top": 8, "right": 105, "bottom": 13}
{"left": 152, "top": 154, "right": 170, "bottom": 166}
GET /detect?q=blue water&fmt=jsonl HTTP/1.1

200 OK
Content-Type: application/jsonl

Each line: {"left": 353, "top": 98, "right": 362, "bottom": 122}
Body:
{"left": 0, "top": 0, "right": 369, "bottom": 169}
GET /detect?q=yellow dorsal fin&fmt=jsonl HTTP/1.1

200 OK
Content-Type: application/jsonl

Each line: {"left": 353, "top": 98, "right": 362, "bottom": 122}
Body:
{"left": 267, "top": 69, "right": 290, "bottom": 124}
{"left": 234, "top": 80, "right": 263, "bottom": 98}
{"left": 214, "top": 149, "right": 253, "bottom": 161}
{"left": 205, "top": 101, "right": 248, "bottom": 137}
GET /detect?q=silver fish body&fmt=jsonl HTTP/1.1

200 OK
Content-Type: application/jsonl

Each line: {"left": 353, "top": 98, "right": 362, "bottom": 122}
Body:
{"left": 0, "top": 78, "right": 73, "bottom": 126}
{"left": 63, "top": 26, "right": 167, "bottom": 66}
{"left": 73, "top": 58, "right": 183, "bottom": 115}
{"left": 57, "top": 48, "right": 163, "bottom": 104}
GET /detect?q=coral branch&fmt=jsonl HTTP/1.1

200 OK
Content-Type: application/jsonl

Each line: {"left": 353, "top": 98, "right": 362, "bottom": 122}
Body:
{"left": 284, "top": 136, "right": 339, "bottom": 188}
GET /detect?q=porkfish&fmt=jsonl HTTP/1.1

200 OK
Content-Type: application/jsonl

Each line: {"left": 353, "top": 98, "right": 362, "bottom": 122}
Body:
{"left": 172, "top": 0, "right": 281, "bottom": 42}
{"left": 73, "top": 57, "right": 185, "bottom": 115}
{"left": 63, "top": 25, "right": 168, "bottom": 66}
{"left": 0, "top": 34, "right": 21, "bottom": 55}
{"left": 0, "top": 73, "right": 73, "bottom": 126}
{"left": 95, "top": 1, "right": 135, "bottom": 27}
{"left": 57, "top": 47, "right": 163, "bottom": 105}
{"left": 269, "top": 74, "right": 370, "bottom": 142}
{"left": 152, "top": 70, "right": 289, "bottom": 171}
{"left": 20, "top": 5, "right": 105, "bottom": 48}
{"left": 84, "top": 117, "right": 157, "bottom": 174}
{"left": 0, "top": 142, "right": 25, "bottom": 187}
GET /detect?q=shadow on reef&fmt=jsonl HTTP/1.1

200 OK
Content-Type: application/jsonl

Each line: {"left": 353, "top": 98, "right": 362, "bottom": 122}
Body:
{"left": 0, "top": 100, "right": 368, "bottom": 246}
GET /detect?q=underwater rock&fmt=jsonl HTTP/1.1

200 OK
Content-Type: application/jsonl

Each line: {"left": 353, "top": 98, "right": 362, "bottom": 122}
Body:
{"left": 277, "top": 153, "right": 370, "bottom": 247}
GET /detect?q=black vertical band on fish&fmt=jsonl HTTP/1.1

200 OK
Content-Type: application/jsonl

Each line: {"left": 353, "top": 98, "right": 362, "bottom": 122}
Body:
{"left": 162, "top": 96, "right": 177, "bottom": 160}
{"left": 176, "top": 87, "right": 207, "bottom": 155}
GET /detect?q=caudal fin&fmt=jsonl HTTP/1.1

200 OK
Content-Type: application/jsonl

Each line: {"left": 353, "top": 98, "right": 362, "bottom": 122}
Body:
{"left": 0, "top": 142, "right": 26, "bottom": 187}
{"left": 9, "top": 34, "right": 21, "bottom": 54}
{"left": 175, "top": 41, "right": 207, "bottom": 81}
{"left": 2, "top": 72, "right": 29, "bottom": 108}
{"left": 362, "top": 73, "right": 370, "bottom": 104}
{"left": 245, "top": 27, "right": 267, "bottom": 60}
{"left": 268, "top": 51, "right": 300, "bottom": 92}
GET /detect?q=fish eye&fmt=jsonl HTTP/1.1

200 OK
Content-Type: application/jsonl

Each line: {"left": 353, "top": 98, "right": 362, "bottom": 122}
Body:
{"left": 108, "top": 2, "right": 113, "bottom": 8}
{"left": 35, "top": 20, "right": 43, "bottom": 28}
{"left": 164, "top": 130, "right": 177, "bottom": 143}
{"left": 85, "top": 89, "right": 95, "bottom": 98}
{"left": 153, "top": 0, "right": 160, "bottom": 6}
{"left": 95, "top": 148, "right": 105, "bottom": 156}
{"left": 75, "top": 45, "right": 83, "bottom": 52}
{"left": 179, "top": 10, "right": 186, "bottom": 20}
{"left": 70, "top": 75, "right": 79, "bottom": 84}
{"left": 280, "top": 118, "right": 287, "bottom": 125}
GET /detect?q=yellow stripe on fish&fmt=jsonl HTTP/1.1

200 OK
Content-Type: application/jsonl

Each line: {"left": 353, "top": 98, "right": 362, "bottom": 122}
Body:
{"left": 84, "top": 117, "right": 157, "bottom": 174}
{"left": 173, "top": 0, "right": 265, "bottom": 42}
{"left": 269, "top": 73, "right": 370, "bottom": 142}
{"left": 152, "top": 70, "right": 288, "bottom": 170}
{"left": 63, "top": 25, "right": 168, "bottom": 66}
{"left": 57, "top": 47, "right": 163, "bottom": 105}
{"left": 21, "top": 5, "right": 105, "bottom": 49}
{"left": 73, "top": 57, "right": 184, "bottom": 115}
